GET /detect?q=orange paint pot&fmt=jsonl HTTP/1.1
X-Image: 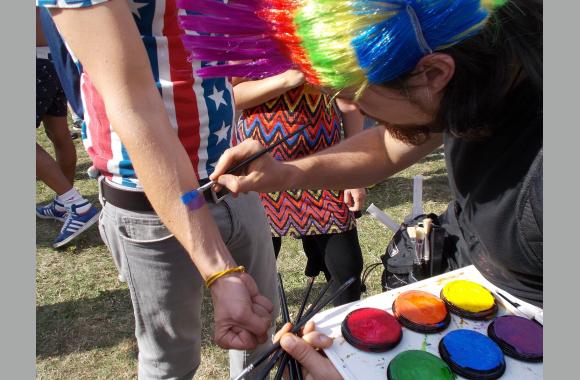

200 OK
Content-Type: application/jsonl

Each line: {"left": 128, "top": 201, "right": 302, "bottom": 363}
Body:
{"left": 392, "top": 290, "right": 450, "bottom": 333}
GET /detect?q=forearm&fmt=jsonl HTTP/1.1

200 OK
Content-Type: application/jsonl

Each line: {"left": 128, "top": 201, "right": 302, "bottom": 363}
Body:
{"left": 233, "top": 72, "right": 300, "bottom": 110}
{"left": 51, "top": 1, "right": 236, "bottom": 279}
{"left": 281, "top": 125, "right": 443, "bottom": 189}
{"left": 107, "top": 91, "right": 237, "bottom": 277}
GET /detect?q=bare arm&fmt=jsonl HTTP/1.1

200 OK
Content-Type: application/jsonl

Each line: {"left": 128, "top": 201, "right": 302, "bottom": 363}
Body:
{"left": 335, "top": 98, "right": 367, "bottom": 211}
{"left": 335, "top": 98, "right": 364, "bottom": 139}
{"left": 211, "top": 124, "right": 443, "bottom": 193}
{"left": 283, "top": 126, "right": 443, "bottom": 189}
{"left": 232, "top": 69, "right": 305, "bottom": 110}
{"left": 51, "top": 1, "right": 233, "bottom": 278}
{"left": 50, "top": 0, "right": 272, "bottom": 349}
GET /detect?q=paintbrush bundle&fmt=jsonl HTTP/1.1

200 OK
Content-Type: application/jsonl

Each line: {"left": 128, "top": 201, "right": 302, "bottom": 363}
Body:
{"left": 232, "top": 276, "right": 356, "bottom": 380}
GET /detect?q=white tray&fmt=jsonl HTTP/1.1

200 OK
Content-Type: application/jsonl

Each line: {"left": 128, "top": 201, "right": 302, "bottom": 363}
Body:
{"left": 311, "top": 265, "right": 543, "bottom": 380}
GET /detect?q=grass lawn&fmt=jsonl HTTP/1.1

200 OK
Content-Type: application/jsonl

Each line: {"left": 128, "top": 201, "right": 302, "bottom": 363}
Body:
{"left": 36, "top": 126, "right": 451, "bottom": 379}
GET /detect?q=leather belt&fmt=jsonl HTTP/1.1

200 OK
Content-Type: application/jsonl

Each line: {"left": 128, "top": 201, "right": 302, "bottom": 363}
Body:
{"left": 100, "top": 178, "right": 217, "bottom": 212}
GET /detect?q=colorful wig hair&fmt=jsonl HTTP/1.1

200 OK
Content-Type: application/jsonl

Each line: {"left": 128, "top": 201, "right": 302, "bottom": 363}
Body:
{"left": 177, "top": 0, "right": 508, "bottom": 90}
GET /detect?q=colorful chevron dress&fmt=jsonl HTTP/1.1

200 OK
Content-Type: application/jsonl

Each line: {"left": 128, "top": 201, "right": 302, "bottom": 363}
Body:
{"left": 238, "top": 84, "right": 356, "bottom": 237}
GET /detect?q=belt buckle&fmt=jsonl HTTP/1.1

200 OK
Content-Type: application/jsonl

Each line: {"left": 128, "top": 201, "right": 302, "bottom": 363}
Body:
{"left": 210, "top": 186, "right": 229, "bottom": 204}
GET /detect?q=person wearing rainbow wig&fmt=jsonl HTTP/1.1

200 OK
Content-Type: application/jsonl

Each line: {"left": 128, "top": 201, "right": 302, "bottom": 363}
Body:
{"left": 198, "top": 0, "right": 542, "bottom": 314}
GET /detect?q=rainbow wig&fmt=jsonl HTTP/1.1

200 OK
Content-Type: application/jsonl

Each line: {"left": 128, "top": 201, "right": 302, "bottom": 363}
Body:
{"left": 177, "top": 0, "right": 507, "bottom": 90}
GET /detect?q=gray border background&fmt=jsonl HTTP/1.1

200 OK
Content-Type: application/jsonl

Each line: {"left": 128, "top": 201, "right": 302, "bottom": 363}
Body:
{"left": 1, "top": 0, "right": 35, "bottom": 378}
{"left": 544, "top": 0, "right": 578, "bottom": 378}
{"left": 0, "top": 0, "right": 569, "bottom": 378}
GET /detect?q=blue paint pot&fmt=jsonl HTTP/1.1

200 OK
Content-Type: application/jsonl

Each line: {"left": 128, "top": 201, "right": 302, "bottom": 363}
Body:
{"left": 439, "top": 329, "right": 505, "bottom": 380}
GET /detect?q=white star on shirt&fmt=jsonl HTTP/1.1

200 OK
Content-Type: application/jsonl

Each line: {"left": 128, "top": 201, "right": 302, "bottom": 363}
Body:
{"left": 208, "top": 86, "right": 228, "bottom": 110}
{"left": 214, "top": 122, "right": 230, "bottom": 144}
{"left": 128, "top": 0, "right": 148, "bottom": 19}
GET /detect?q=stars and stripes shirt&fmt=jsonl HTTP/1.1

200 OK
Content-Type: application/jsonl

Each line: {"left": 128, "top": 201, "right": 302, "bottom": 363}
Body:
{"left": 37, "top": 0, "right": 235, "bottom": 189}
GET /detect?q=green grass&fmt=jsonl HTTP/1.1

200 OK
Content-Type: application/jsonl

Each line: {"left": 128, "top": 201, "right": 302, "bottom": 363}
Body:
{"left": 36, "top": 127, "right": 451, "bottom": 379}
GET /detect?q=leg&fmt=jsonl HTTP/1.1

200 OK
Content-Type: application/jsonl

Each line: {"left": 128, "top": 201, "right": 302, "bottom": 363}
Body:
{"left": 98, "top": 201, "right": 205, "bottom": 380}
{"left": 272, "top": 236, "right": 282, "bottom": 259}
{"left": 36, "top": 56, "right": 76, "bottom": 192}
{"left": 301, "top": 235, "right": 328, "bottom": 279}
{"left": 43, "top": 60, "right": 76, "bottom": 185}
{"left": 224, "top": 193, "right": 279, "bottom": 379}
{"left": 321, "top": 229, "right": 364, "bottom": 306}
{"left": 43, "top": 114, "right": 77, "bottom": 185}
{"left": 36, "top": 142, "right": 73, "bottom": 195}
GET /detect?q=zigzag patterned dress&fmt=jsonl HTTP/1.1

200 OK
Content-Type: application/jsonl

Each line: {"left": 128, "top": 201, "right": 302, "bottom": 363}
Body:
{"left": 238, "top": 84, "right": 356, "bottom": 237}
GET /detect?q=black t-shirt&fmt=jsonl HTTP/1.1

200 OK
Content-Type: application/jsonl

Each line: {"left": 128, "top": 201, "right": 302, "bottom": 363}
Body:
{"left": 443, "top": 79, "right": 543, "bottom": 307}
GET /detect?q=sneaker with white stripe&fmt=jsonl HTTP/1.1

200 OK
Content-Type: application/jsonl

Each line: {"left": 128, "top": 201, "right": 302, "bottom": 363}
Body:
{"left": 36, "top": 199, "right": 67, "bottom": 222}
{"left": 52, "top": 202, "right": 100, "bottom": 248}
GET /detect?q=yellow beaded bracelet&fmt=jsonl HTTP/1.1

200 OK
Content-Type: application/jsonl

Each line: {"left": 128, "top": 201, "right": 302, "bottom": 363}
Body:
{"left": 205, "top": 266, "right": 246, "bottom": 288}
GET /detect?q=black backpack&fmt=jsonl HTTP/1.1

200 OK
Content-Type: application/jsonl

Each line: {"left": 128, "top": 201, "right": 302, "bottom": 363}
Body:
{"left": 361, "top": 213, "right": 446, "bottom": 292}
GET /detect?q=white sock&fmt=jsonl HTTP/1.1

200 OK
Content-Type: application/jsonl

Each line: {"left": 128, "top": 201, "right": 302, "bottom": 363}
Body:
{"left": 57, "top": 187, "right": 91, "bottom": 214}
{"left": 52, "top": 197, "right": 67, "bottom": 212}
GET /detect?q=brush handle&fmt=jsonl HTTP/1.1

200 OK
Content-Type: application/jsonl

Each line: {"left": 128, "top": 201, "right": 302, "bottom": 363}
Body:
{"left": 273, "top": 353, "right": 290, "bottom": 380}
{"left": 295, "top": 277, "right": 315, "bottom": 324}
{"left": 226, "top": 124, "right": 308, "bottom": 175}
{"left": 231, "top": 277, "right": 355, "bottom": 380}
{"left": 278, "top": 273, "right": 291, "bottom": 323}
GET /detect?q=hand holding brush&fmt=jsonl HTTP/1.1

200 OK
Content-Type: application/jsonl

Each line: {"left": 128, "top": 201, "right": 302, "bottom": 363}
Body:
{"left": 208, "top": 124, "right": 309, "bottom": 195}
{"left": 232, "top": 277, "right": 355, "bottom": 380}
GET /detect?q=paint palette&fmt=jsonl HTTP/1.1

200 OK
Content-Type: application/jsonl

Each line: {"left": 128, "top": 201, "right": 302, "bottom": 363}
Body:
{"left": 311, "top": 265, "right": 543, "bottom": 380}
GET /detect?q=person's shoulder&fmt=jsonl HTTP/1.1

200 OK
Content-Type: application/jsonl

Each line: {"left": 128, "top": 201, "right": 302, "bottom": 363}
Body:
{"left": 37, "top": 0, "right": 109, "bottom": 9}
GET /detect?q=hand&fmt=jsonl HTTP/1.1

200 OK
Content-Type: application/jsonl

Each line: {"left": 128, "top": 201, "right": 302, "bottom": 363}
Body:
{"left": 275, "top": 321, "right": 343, "bottom": 380}
{"left": 210, "top": 272, "right": 274, "bottom": 350}
{"left": 282, "top": 69, "right": 306, "bottom": 89}
{"left": 343, "top": 188, "right": 366, "bottom": 212}
{"left": 210, "top": 139, "right": 290, "bottom": 195}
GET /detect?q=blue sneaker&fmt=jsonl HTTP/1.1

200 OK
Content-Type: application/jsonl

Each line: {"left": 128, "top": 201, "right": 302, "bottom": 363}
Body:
{"left": 53, "top": 203, "right": 101, "bottom": 248}
{"left": 36, "top": 199, "right": 67, "bottom": 222}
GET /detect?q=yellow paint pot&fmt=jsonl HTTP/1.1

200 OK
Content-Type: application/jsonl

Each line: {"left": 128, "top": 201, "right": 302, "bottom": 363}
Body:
{"left": 440, "top": 280, "right": 498, "bottom": 320}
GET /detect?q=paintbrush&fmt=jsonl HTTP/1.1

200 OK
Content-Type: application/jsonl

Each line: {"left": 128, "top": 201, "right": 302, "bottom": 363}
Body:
{"left": 232, "top": 277, "right": 355, "bottom": 380}
{"left": 274, "top": 277, "right": 315, "bottom": 380}
{"left": 496, "top": 291, "right": 543, "bottom": 325}
{"left": 196, "top": 124, "right": 309, "bottom": 194}
{"left": 263, "top": 278, "right": 333, "bottom": 379}
{"left": 276, "top": 273, "right": 297, "bottom": 380}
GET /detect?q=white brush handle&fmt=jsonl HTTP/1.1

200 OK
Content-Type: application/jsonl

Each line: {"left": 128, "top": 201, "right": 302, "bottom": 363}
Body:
{"left": 366, "top": 204, "right": 400, "bottom": 233}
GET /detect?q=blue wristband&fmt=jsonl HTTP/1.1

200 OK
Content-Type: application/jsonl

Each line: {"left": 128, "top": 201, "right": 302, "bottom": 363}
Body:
{"left": 180, "top": 189, "right": 205, "bottom": 211}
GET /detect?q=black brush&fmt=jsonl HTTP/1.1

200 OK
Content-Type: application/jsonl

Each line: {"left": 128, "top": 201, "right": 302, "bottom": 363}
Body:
{"left": 274, "top": 277, "right": 315, "bottom": 380}
{"left": 232, "top": 277, "right": 355, "bottom": 380}
{"left": 278, "top": 274, "right": 297, "bottom": 380}
{"left": 196, "top": 124, "right": 308, "bottom": 193}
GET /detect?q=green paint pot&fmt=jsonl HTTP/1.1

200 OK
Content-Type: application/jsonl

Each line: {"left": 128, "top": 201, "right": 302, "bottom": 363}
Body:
{"left": 387, "top": 350, "right": 455, "bottom": 380}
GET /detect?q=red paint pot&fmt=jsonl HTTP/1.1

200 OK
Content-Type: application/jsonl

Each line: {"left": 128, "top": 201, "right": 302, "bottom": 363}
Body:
{"left": 341, "top": 307, "right": 402, "bottom": 352}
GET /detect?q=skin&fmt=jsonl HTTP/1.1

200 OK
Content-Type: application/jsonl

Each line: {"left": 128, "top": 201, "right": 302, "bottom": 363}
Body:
{"left": 48, "top": 0, "right": 273, "bottom": 350}
{"left": 251, "top": 55, "right": 456, "bottom": 380}
{"left": 36, "top": 9, "right": 76, "bottom": 195}
{"left": 232, "top": 72, "right": 367, "bottom": 211}
{"left": 275, "top": 321, "right": 342, "bottom": 380}
{"left": 209, "top": 54, "right": 454, "bottom": 194}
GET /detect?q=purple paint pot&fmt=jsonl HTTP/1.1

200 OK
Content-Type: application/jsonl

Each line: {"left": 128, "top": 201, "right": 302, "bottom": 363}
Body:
{"left": 488, "top": 315, "right": 543, "bottom": 362}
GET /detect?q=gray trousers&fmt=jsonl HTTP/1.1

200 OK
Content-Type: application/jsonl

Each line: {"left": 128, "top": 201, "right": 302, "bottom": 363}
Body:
{"left": 98, "top": 184, "right": 279, "bottom": 379}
